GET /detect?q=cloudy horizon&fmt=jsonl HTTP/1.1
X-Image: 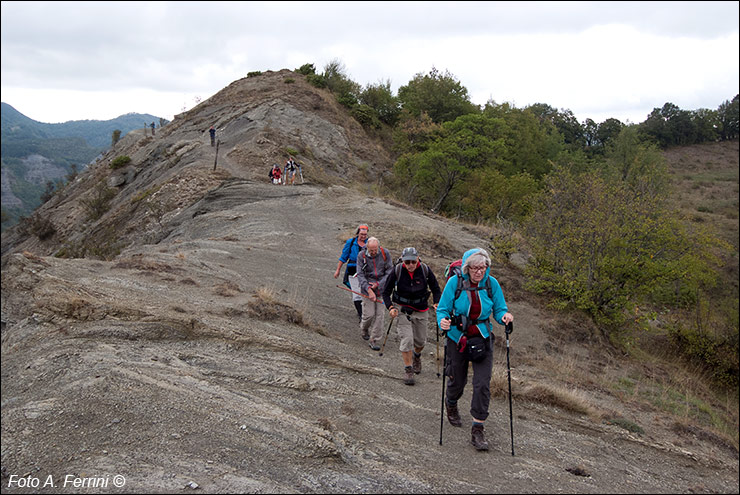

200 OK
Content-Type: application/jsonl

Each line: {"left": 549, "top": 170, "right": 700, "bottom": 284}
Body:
{"left": 1, "top": 1, "right": 738, "bottom": 125}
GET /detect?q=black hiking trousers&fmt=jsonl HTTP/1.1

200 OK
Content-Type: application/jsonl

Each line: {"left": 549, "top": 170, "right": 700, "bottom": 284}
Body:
{"left": 445, "top": 337, "right": 494, "bottom": 421}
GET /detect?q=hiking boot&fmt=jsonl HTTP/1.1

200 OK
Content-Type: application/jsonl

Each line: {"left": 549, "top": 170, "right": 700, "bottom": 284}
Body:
{"left": 362, "top": 328, "right": 370, "bottom": 340}
{"left": 471, "top": 423, "right": 489, "bottom": 451}
{"left": 446, "top": 400, "right": 462, "bottom": 427}
{"left": 412, "top": 352, "right": 422, "bottom": 374}
{"left": 403, "top": 366, "right": 415, "bottom": 386}
{"left": 369, "top": 341, "right": 380, "bottom": 351}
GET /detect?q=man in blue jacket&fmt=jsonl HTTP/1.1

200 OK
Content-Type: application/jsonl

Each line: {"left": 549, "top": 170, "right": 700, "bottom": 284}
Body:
{"left": 333, "top": 224, "right": 368, "bottom": 323}
{"left": 437, "top": 248, "right": 513, "bottom": 451}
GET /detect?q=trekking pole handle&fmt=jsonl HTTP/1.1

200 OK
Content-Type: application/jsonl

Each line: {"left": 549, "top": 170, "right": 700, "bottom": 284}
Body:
{"left": 505, "top": 321, "right": 513, "bottom": 335}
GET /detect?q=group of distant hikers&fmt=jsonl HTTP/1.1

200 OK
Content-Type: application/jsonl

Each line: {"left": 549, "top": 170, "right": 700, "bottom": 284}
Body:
{"left": 201, "top": 124, "right": 302, "bottom": 184}
{"left": 269, "top": 156, "right": 302, "bottom": 185}
{"left": 333, "top": 224, "right": 514, "bottom": 451}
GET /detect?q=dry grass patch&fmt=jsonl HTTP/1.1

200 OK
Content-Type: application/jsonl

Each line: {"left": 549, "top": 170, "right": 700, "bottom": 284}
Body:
{"left": 213, "top": 281, "right": 241, "bottom": 297}
{"left": 521, "top": 383, "right": 605, "bottom": 420}
{"left": 114, "top": 257, "right": 181, "bottom": 273}
{"left": 247, "top": 287, "right": 328, "bottom": 336}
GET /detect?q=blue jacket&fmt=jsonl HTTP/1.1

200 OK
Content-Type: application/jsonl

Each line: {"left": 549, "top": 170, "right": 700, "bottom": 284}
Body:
{"left": 339, "top": 237, "right": 362, "bottom": 268}
{"left": 436, "top": 248, "right": 509, "bottom": 344}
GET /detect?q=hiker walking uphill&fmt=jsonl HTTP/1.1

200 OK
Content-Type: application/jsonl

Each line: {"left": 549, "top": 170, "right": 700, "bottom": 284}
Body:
{"left": 150, "top": 122, "right": 156, "bottom": 136}
{"left": 382, "top": 247, "right": 442, "bottom": 386}
{"left": 284, "top": 156, "right": 298, "bottom": 186}
{"left": 356, "top": 237, "right": 392, "bottom": 350}
{"left": 437, "top": 248, "right": 513, "bottom": 451}
{"left": 208, "top": 126, "right": 216, "bottom": 146}
{"left": 333, "top": 224, "right": 369, "bottom": 322}
{"left": 269, "top": 164, "right": 282, "bottom": 184}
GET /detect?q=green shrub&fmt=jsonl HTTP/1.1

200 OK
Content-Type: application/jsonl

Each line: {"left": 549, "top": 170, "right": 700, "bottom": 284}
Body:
{"left": 297, "top": 63, "right": 316, "bottom": 75}
{"left": 351, "top": 104, "right": 381, "bottom": 129}
{"left": 247, "top": 71, "right": 262, "bottom": 78}
{"left": 110, "top": 156, "right": 132, "bottom": 169}
{"left": 17, "top": 212, "right": 56, "bottom": 240}
{"left": 284, "top": 78, "right": 295, "bottom": 84}
{"left": 336, "top": 93, "right": 358, "bottom": 108}
{"left": 81, "top": 182, "right": 117, "bottom": 221}
{"left": 306, "top": 74, "right": 327, "bottom": 88}
{"left": 667, "top": 323, "right": 739, "bottom": 388}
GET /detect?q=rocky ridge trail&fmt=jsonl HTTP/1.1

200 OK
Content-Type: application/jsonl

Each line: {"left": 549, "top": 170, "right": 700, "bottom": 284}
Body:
{"left": 2, "top": 180, "right": 738, "bottom": 493}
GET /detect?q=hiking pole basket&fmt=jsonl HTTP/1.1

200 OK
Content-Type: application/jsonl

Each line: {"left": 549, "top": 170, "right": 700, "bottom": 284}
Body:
{"left": 505, "top": 321, "right": 515, "bottom": 456}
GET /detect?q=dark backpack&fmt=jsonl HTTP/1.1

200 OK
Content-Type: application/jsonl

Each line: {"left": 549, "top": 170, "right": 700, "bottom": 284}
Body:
{"left": 391, "top": 257, "right": 430, "bottom": 307}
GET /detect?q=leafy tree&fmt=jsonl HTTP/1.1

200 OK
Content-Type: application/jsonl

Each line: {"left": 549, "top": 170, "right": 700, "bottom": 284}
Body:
{"left": 322, "top": 58, "right": 361, "bottom": 107}
{"left": 111, "top": 129, "right": 122, "bottom": 146}
{"left": 525, "top": 103, "right": 559, "bottom": 122}
{"left": 604, "top": 126, "right": 668, "bottom": 198}
{"left": 351, "top": 104, "right": 381, "bottom": 129}
{"left": 583, "top": 118, "right": 599, "bottom": 147}
{"left": 596, "top": 118, "right": 625, "bottom": 149}
{"left": 691, "top": 108, "right": 720, "bottom": 143}
{"left": 359, "top": 80, "right": 400, "bottom": 126}
{"left": 484, "top": 102, "right": 561, "bottom": 179}
{"left": 392, "top": 110, "right": 443, "bottom": 154}
{"left": 461, "top": 168, "right": 537, "bottom": 222}
{"left": 717, "top": 94, "right": 739, "bottom": 140}
{"left": 397, "top": 67, "right": 478, "bottom": 124}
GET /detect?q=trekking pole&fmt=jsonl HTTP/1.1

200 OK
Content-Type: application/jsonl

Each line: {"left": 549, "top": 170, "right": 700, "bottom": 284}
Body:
{"left": 439, "top": 330, "right": 448, "bottom": 445}
{"left": 336, "top": 284, "right": 375, "bottom": 301}
{"left": 505, "top": 321, "right": 515, "bottom": 456}
{"left": 435, "top": 321, "right": 440, "bottom": 378}
{"left": 378, "top": 317, "right": 394, "bottom": 356}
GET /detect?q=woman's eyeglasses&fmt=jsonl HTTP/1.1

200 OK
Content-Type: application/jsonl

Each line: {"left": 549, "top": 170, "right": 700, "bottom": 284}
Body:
{"left": 469, "top": 265, "right": 487, "bottom": 273}
{"left": 403, "top": 259, "right": 417, "bottom": 265}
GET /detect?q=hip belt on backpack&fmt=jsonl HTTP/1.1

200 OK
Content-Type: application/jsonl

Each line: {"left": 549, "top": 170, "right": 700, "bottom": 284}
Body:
{"left": 393, "top": 294, "right": 427, "bottom": 306}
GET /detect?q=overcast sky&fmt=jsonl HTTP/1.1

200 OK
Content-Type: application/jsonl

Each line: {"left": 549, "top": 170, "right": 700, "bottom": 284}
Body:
{"left": 1, "top": 1, "right": 738, "bottom": 125}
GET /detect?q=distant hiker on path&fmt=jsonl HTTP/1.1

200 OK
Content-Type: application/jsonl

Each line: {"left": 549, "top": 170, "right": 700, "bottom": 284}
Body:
{"left": 356, "top": 237, "right": 392, "bottom": 350}
{"left": 284, "top": 156, "right": 298, "bottom": 186}
{"left": 208, "top": 126, "right": 216, "bottom": 146}
{"left": 334, "top": 224, "right": 369, "bottom": 323}
{"left": 269, "top": 164, "right": 282, "bottom": 184}
{"left": 382, "top": 247, "right": 442, "bottom": 386}
{"left": 150, "top": 122, "right": 155, "bottom": 136}
{"left": 437, "top": 248, "right": 513, "bottom": 451}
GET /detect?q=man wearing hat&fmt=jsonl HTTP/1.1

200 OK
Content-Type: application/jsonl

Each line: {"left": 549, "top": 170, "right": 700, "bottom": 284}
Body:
{"left": 382, "top": 247, "right": 442, "bottom": 385}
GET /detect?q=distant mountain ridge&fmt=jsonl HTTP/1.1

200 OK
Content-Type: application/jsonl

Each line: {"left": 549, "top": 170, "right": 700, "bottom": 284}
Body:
{"left": 1, "top": 102, "right": 162, "bottom": 149}
{"left": 1, "top": 102, "right": 164, "bottom": 229}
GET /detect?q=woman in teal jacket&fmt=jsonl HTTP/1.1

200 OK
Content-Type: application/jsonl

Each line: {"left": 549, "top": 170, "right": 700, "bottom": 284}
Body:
{"left": 437, "top": 247, "right": 513, "bottom": 451}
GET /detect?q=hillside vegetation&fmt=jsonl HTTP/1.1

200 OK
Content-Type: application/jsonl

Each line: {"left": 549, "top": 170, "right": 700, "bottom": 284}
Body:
{"left": 1, "top": 67, "right": 737, "bottom": 493}
{"left": 1, "top": 102, "right": 164, "bottom": 227}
